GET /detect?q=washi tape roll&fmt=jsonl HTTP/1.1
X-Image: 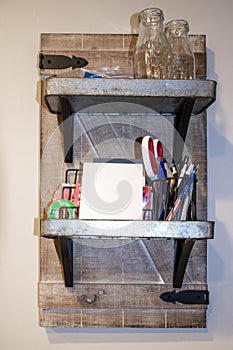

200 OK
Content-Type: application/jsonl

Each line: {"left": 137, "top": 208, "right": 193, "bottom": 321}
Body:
{"left": 47, "top": 199, "right": 77, "bottom": 219}
{"left": 141, "top": 136, "right": 158, "bottom": 181}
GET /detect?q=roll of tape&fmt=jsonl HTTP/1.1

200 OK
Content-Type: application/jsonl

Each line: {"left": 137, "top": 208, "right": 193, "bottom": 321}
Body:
{"left": 47, "top": 199, "right": 77, "bottom": 219}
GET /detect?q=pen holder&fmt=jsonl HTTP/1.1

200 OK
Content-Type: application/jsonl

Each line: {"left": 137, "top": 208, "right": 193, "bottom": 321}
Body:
{"left": 151, "top": 178, "right": 173, "bottom": 220}
{"left": 143, "top": 175, "right": 197, "bottom": 221}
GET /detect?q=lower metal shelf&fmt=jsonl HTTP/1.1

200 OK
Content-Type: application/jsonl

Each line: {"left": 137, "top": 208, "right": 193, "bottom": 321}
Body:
{"left": 40, "top": 219, "right": 214, "bottom": 288}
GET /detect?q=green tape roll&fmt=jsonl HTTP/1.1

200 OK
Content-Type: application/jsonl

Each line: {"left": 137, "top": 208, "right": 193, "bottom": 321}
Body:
{"left": 47, "top": 199, "right": 77, "bottom": 219}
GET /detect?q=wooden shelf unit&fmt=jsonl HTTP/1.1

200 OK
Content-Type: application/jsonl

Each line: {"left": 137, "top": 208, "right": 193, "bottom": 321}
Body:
{"left": 39, "top": 33, "right": 216, "bottom": 328}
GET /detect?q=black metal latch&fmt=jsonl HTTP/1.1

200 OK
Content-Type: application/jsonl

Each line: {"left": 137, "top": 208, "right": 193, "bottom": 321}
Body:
{"left": 39, "top": 54, "right": 88, "bottom": 70}
{"left": 160, "top": 290, "right": 209, "bottom": 305}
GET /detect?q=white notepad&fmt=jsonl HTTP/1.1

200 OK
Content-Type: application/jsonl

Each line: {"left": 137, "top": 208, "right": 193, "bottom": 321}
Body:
{"left": 79, "top": 162, "right": 143, "bottom": 220}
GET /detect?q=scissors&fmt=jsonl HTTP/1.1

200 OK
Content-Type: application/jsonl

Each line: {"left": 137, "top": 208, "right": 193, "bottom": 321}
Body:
{"left": 142, "top": 136, "right": 169, "bottom": 219}
{"left": 142, "top": 136, "right": 171, "bottom": 180}
{"left": 141, "top": 136, "right": 159, "bottom": 181}
{"left": 154, "top": 138, "right": 175, "bottom": 181}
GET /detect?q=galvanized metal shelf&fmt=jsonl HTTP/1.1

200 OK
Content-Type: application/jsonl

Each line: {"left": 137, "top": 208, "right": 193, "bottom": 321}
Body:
{"left": 40, "top": 219, "right": 214, "bottom": 288}
{"left": 41, "top": 219, "right": 214, "bottom": 239}
{"left": 43, "top": 78, "right": 216, "bottom": 163}
{"left": 44, "top": 78, "right": 216, "bottom": 115}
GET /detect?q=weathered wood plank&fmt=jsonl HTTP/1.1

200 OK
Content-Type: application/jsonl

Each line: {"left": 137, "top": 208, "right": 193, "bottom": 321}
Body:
{"left": 72, "top": 112, "right": 174, "bottom": 162}
{"left": 124, "top": 309, "right": 206, "bottom": 328}
{"left": 39, "top": 308, "right": 206, "bottom": 328}
{"left": 82, "top": 34, "right": 124, "bottom": 51}
{"left": 39, "top": 50, "right": 206, "bottom": 78}
{"left": 167, "top": 309, "right": 206, "bottom": 328}
{"left": 39, "top": 283, "right": 208, "bottom": 310}
{"left": 40, "top": 33, "right": 205, "bottom": 50}
{"left": 82, "top": 309, "right": 123, "bottom": 328}
{"left": 40, "top": 238, "right": 207, "bottom": 284}
{"left": 40, "top": 51, "right": 134, "bottom": 77}
{"left": 39, "top": 34, "right": 206, "bottom": 78}
{"left": 40, "top": 308, "right": 82, "bottom": 327}
{"left": 41, "top": 33, "right": 83, "bottom": 51}
{"left": 40, "top": 237, "right": 63, "bottom": 282}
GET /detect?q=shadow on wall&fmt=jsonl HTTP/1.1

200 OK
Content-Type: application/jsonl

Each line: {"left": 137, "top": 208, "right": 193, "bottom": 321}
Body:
{"left": 206, "top": 47, "right": 233, "bottom": 337}
{"left": 46, "top": 326, "right": 212, "bottom": 344}
{"left": 130, "top": 12, "right": 140, "bottom": 34}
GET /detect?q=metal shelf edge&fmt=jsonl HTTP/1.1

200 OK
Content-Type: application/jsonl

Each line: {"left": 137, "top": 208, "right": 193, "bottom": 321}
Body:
{"left": 40, "top": 219, "right": 214, "bottom": 240}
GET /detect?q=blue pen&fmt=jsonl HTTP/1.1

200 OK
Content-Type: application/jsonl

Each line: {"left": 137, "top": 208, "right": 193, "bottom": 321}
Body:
{"left": 158, "top": 158, "right": 167, "bottom": 178}
{"left": 156, "top": 158, "right": 169, "bottom": 219}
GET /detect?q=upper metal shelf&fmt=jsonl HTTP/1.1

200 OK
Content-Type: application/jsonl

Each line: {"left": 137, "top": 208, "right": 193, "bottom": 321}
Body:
{"left": 44, "top": 78, "right": 217, "bottom": 115}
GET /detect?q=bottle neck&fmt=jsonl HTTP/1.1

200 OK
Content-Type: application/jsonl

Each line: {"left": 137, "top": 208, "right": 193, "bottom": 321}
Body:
{"left": 137, "top": 18, "right": 165, "bottom": 44}
{"left": 165, "top": 20, "right": 190, "bottom": 38}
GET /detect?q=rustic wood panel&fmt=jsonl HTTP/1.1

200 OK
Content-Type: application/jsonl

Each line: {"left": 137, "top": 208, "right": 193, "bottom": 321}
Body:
{"left": 39, "top": 33, "right": 206, "bottom": 78}
{"left": 39, "top": 308, "right": 206, "bottom": 328}
{"left": 166, "top": 309, "right": 207, "bottom": 328}
{"left": 39, "top": 237, "right": 63, "bottom": 282}
{"left": 40, "top": 33, "right": 205, "bottom": 51}
{"left": 40, "top": 50, "right": 205, "bottom": 78}
{"left": 39, "top": 283, "right": 208, "bottom": 310}
{"left": 39, "top": 33, "right": 210, "bottom": 328}
{"left": 40, "top": 238, "right": 207, "bottom": 285}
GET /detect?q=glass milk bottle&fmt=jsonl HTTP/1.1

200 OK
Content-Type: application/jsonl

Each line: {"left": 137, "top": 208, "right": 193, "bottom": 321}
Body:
{"left": 165, "top": 19, "right": 195, "bottom": 79}
{"left": 133, "top": 8, "right": 172, "bottom": 79}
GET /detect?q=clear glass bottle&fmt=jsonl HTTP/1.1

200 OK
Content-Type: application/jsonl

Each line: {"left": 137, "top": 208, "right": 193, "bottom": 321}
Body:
{"left": 165, "top": 19, "right": 195, "bottom": 79}
{"left": 133, "top": 8, "right": 172, "bottom": 79}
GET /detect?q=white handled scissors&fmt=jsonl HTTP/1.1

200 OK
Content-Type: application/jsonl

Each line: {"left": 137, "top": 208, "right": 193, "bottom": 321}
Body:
{"left": 141, "top": 136, "right": 159, "bottom": 181}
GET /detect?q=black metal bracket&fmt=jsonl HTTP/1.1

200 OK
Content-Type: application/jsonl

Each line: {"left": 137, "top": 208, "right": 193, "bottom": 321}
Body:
{"left": 59, "top": 97, "right": 74, "bottom": 163}
{"left": 57, "top": 237, "right": 74, "bottom": 287}
{"left": 173, "top": 98, "right": 195, "bottom": 164}
{"left": 160, "top": 289, "right": 209, "bottom": 305}
{"left": 173, "top": 238, "right": 195, "bottom": 288}
{"left": 39, "top": 54, "right": 88, "bottom": 70}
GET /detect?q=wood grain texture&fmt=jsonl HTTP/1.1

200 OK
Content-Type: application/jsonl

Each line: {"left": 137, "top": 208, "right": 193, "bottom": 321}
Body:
{"left": 39, "top": 33, "right": 210, "bottom": 328}
{"left": 40, "top": 238, "right": 207, "bottom": 285}
{"left": 39, "top": 283, "right": 208, "bottom": 310}
{"left": 39, "top": 308, "right": 206, "bottom": 328}
{"left": 39, "top": 33, "right": 206, "bottom": 78}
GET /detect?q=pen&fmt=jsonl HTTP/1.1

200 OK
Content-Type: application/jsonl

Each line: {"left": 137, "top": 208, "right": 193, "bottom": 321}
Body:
{"left": 177, "top": 156, "right": 189, "bottom": 188}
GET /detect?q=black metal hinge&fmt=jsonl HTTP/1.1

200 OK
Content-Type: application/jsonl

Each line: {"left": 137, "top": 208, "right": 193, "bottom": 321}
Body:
{"left": 160, "top": 290, "right": 209, "bottom": 305}
{"left": 39, "top": 54, "right": 88, "bottom": 70}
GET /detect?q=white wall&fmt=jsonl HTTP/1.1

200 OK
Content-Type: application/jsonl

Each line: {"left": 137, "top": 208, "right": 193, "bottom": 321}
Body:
{"left": 0, "top": 0, "right": 233, "bottom": 349}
